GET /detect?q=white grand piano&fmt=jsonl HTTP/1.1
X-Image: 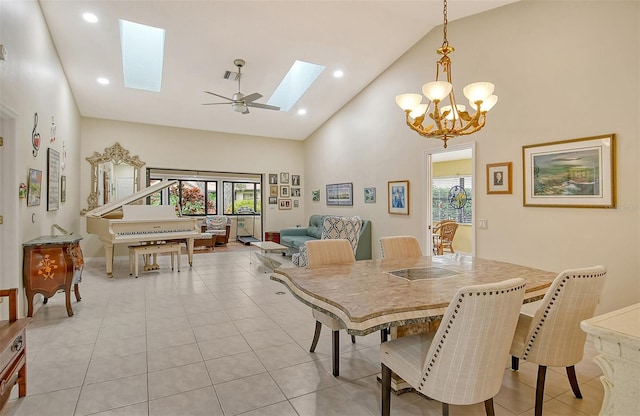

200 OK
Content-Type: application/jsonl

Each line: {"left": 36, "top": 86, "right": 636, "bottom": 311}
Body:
{"left": 85, "top": 180, "right": 200, "bottom": 277}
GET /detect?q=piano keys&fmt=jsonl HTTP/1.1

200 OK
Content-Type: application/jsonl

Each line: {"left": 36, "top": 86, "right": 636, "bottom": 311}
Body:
{"left": 85, "top": 180, "right": 200, "bottom": 277}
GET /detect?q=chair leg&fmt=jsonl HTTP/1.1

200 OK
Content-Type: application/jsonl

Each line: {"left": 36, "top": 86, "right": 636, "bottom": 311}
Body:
{"left": 309, "top": 321, "right": 322, "bottom": 353}
{"left": 381, "top": 364, "right": 392, "bottom": 416}
{"left": 380, "top": 328, "right": 388, "bottom": 343}
{"left": 484, "top": 398, "right": 495, "bottom": 416}
{"left": 511, "top": 355, "right": 519, "bottom": 371}
{"left": 534, "top": 365, "right": 547, "bottom": 416}
{"left": 351, "top": 334, "right": 356, "bottom": 344}
{"left": 566, "top": 365, "right": 583, "bottom": 399}
{"left": 332, "top": 330, "right": 340, "bottom": 377}
{"left": 442, "top": 403, "right": 449, "bottom": 416}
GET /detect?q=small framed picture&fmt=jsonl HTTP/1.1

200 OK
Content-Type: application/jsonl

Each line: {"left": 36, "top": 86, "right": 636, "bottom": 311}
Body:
{"left": 270, "top": 185, "right": 278, "bottom": 197}
{"left": 60, "top": 175, "right": 67, "bottom": 202}
{"left": 269, "top": 174, "right": 278, "bottom": 184}
{"left": 388, "top": 180, "right": 409, "bottom": 215}
{"left": 280, "top": 172, "right": 289, "bottom": 184}
{"left": 291, "top": 187, "right": 301, "bottom": 197}
{"left": 280, "top": 185, "right": 290, "bottom": 197}
{"left": 292, "top": 175, "right": 301, "bottom": 186}
{"left": 312, "top": 189, "right": 320, "bottom": 202}
{"left": 279, "top": 199, "right": 292, "bottom": 210}
{"left": 486, "top": 162, "right": 512, "bottom": 194}
{"left": 293, "top": 200, "right": 300, "bottom": 208}
{"left": 268, "top": 196, "right": 277, "bottom": 204}
{"left": 364, "top": 187, "right": 376, "bottom": 203}
{"left": 27, "top": 168, "right": 43, "bottom": 207}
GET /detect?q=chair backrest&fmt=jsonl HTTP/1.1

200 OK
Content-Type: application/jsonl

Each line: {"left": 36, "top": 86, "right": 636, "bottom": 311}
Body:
{"left": 521, "top": 265, "right": 607, "bottom": 367}
{"left": 380, "top": 236, "right": 422, "bottom": 259}
{"left": 203, "top": 215, "right": 229, "bottom": 230}
{"left": 420, "top": 278, "right": 526, "bottom": 405}
{"left": 320, "top": 216, "right": 363, "bottom": 255}
{"left": 437, "top": 221, "right": 458, "bottom": 243}
{"left": 305, "top": 239, "right": 356, "bottom": 268}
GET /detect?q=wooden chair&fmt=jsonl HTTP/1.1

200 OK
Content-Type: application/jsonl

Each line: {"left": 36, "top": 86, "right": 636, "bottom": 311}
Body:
{"left": 510, "top": 265, "right": 607, "bottom": 416}
{"left": 305, "top": 239, "right": 356, "bottom": 376}
{"left": 381, "top": 278, "right": 527, "bottom": 416}
{"left": 380, "top": 236, "right": 422, "bottom": 259}
{"left": 432, "top": 220, "right": 458, "bottom": 255}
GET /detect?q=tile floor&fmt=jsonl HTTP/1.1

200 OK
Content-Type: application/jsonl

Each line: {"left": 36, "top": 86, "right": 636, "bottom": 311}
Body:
{"left": 3, "top": 244, "right": 604, "bottom": 416}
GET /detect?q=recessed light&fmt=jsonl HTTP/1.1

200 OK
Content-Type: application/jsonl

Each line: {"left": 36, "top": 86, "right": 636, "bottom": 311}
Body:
{"left": 297, "top": 109, "right": 307, "bottom": 115}
{"left": 333, "top": 70, "right": 344, "bottom": 78}
{"left": 97, "top": 77, "right": 110, "bottom": 85}
{"left": 83, "top": 13, "right": 98, "bottom": 23}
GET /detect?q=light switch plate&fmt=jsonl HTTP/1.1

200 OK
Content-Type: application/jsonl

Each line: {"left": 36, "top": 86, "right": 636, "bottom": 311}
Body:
{"left": 478, "top": 219, "right": 487, "bottom": 229}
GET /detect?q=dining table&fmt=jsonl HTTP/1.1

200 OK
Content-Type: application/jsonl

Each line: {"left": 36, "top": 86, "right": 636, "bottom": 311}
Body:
{"left": 271, "top": 253, "right": 557, "bottom": 337}
{"left": 271, "top": 253, "right": 557, "bottom": 386}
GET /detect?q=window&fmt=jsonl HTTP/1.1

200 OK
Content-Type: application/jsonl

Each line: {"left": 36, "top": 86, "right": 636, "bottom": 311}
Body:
{"left": 223, "top": 181, "right": 261, "bottom": 215}
{"left": 433, "top": 176, "right": 473, "bottom": 224}
{"left": 148, "top": 178, "right": 217, "bottom": 216}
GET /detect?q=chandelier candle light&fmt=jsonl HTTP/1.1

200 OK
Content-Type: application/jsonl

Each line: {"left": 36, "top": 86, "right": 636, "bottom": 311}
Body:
{"left": 396, "top": 0, "right": 497, "bottom": 148}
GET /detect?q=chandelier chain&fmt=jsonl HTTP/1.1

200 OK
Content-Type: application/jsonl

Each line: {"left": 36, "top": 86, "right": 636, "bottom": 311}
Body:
{"left": 442, "top": 0, "right": 449, "bottom": 49}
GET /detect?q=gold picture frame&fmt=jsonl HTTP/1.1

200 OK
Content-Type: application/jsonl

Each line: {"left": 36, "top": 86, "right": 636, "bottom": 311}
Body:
{"left": 522, "top": 134, "right": 616, "bottom": 208}
{"left": 486, "top": 162, "right": 512, "bottom": 194}
{"left": 388, "top": 180, "right": 409, "bottom": 215}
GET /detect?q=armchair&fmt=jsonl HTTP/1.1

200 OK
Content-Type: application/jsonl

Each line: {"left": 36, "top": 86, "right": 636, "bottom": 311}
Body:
{"left": 195, "top": 215, "right": 231, "bottom": 249}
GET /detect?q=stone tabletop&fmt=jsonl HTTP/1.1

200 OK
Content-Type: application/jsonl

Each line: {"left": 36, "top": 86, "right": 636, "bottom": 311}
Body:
{"left": 272, "top": 253, "right": 556, "bottom": 335}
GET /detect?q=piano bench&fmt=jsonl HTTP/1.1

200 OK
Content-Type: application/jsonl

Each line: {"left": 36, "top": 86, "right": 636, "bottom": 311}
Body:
{"left": 128, "top": 243, "right": 181, "bottom": 278}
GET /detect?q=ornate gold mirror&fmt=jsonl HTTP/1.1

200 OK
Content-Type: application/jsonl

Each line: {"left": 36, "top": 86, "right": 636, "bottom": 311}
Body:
{"left": 84, "top": 142, "right": 145, "bottom": 212}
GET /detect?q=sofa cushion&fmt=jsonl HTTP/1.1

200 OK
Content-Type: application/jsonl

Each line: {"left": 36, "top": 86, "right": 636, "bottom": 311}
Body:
{"left": 280, "top": 235, "right": 316, "bottom": 250}
{"left": 307, "top": 215, "right": 325, "bottom": 239}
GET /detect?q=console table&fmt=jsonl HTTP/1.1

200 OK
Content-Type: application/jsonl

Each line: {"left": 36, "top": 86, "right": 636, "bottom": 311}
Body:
{"left": 0, "top": 288, "right": 29, "bottom": 411}
{"left": 581, "top": 303, "right": 640, "bottom": 415}
{"left": 22, "top": 235, "right": 83, "bottom": 317}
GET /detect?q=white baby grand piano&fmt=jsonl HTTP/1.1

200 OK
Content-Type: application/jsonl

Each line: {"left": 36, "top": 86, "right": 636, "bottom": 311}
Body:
{"left": 85, "top": 180, "right": 200, "bottom": 277}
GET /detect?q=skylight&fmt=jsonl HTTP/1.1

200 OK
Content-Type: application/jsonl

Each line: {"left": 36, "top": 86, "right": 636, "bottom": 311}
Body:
{"left": 119, "top": 19, "right": 165, "bottom": 92}
{"left": 267, "top": 60, "right": 325, "bottom": 112}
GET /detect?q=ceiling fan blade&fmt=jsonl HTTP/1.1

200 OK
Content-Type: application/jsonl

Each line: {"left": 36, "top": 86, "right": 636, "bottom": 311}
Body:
{"left": 203, "top": 91, "right": 232, "bottom": 101}
{"left": 242, "top": 93, "right": 263, "bottom": 103}
{"left": 201, "top": 102, "right": 230, "bottom": 106}
{"left": 246, "top": 102, "right": 281, "bottom": 111}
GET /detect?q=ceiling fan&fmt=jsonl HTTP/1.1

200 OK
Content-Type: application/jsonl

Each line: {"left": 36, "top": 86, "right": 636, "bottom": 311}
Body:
{"left": 202, "top": 59, "right": 280, "bottom": 114}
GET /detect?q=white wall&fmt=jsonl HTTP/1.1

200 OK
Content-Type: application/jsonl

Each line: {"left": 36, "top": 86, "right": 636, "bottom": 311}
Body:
{"left": 80, "top": 118, "right": 305, "bottom": 257}
{"left": 0, "top": 0, "right": 82, "bottom": 316}
{"left": 304, "top": 0, "right": 640, "bottom": 314}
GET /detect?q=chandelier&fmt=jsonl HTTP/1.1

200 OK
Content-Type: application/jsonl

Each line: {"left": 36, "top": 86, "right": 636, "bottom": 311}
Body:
{"left": 395, "top": 0, "right": 498, "bottom": 148}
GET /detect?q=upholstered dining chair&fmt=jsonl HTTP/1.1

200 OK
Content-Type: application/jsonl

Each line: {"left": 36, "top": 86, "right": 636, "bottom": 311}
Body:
{"left": 380, "top": 235, "right": 423, "bottom": 259}
{"left": 305, "top": 239, "right": 357, "bottom": 377}
{"left": 510, "top": 265, "right": 607, "bottom": 416}
{"left": 432, "top": 220, "right": 458, "bottom": 255}
{"left": 292, "top": 215, "right": 362, "bottom": 267}
{"left": 380, "top": 278, "right": 527, "bottom": 416}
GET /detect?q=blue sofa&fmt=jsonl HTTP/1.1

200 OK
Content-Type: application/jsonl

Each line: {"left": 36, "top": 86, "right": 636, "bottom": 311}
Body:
{"left": 280, "top": 214, "right": 372, "bottom": 260}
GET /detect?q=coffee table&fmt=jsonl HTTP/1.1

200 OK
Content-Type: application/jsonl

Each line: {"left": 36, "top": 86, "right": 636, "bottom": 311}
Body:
{"left": 250, "top": 241, "right": 287, "bottom": 271}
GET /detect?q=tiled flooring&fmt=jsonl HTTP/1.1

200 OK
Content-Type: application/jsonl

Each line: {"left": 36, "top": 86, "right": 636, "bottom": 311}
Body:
{"left": 3, "top": 244, "right": 604, "bottom": 416}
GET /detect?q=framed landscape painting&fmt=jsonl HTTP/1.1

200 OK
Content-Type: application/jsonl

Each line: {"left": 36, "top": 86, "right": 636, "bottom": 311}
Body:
{"left": 326, "top": 183, "right": 353, "bottom": 206}
{"left": 523, "top": 134, "right": 615, "bottom": 208}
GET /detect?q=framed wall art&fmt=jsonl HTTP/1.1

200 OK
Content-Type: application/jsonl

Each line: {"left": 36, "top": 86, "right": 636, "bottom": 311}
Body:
{"left": 293, "top": 200, "right": 299, "bottom": 208}
{"left": 279, "top": 199, "right": 292, "bottom": 210}
{"left": 268, "top": 196, "right": 277, "bottom": 205}
{"left": 27, "top": 168, "right": 42, "bottom": 207}
{"left": 326, "top": 182, "right": 353, "bottom": 206}
{"left": 280, "top": 172, "right": 289, "bottom": 184}
{"left": 47, "top": 148, "right": 60, "bottom": 211}
{"left": 60, "top": 175, "right": 67, "bottom": 202}
{"left": 270, "top": 185, "right": 278, "bottom": 197}
{"left": 523, "top": 134, "right": 616, "bottom": 208}
{"left": 291, "top": 187, "right": 301, "bottom": 197}
{"left": 292, "top": 175, "right": 301, "bottom": 186}
{"left": 364, "top": 187, "right": 376, "bottom": 203}
{"left": 312, "top": 189, "right": 320, "bottom": 202}
{"left": 388, "top": 180, "right": 409, "bottom": 215}
{"left": 280, "top": 185, "right": 290, "bottom": 198}
{"left": 269, "top": 174, "right": 278, "bottom": 184}
{"left": 486, "top": 162, "right": 512, "bottom": 194}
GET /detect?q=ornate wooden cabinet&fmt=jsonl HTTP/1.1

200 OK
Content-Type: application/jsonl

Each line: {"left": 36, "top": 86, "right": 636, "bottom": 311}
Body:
{"left": 22, "top": 235, "right": 83, "bottom": 317}
{"left": 0, "top": 288, "right": 29, "bottom": 411}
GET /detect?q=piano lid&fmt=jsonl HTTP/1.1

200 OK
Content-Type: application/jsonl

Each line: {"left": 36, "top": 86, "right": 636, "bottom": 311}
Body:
{"left": 85, "top": 180, "right": 178, "bottom": 217}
